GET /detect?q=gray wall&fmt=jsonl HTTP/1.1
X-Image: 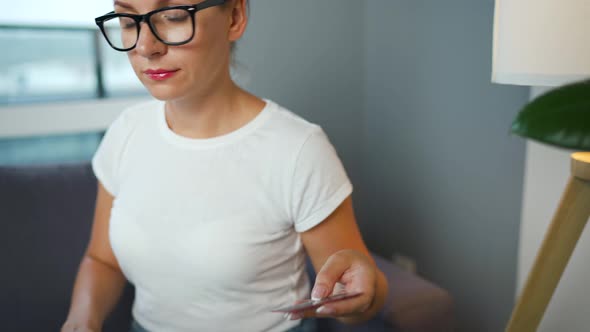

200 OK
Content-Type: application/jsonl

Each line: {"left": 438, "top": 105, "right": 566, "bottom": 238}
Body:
{"left": 360, "top": 1, "right": 529, "bottom": 331}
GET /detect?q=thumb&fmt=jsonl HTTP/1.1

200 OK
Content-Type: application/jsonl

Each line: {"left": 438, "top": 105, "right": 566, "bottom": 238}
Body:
{"left": 311, "top": 254, "right": 349, "bottom": 300}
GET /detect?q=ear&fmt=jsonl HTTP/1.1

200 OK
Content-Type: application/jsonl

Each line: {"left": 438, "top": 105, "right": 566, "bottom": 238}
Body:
{"left": 227, "top": 0, "right": 248, "bottom": 42}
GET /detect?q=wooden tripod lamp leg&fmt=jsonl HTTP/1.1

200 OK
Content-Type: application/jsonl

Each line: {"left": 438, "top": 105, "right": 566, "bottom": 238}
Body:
{"left": 505, "top": 152, "right": 590, "bottom": 332}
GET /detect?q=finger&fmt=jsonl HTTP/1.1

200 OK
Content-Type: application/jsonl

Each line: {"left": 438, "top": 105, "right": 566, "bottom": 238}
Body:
{"left": 321, "top": 269, "right": 377, "bottom": 317}
{"left": 311, "top": 254, "right": 350, "bottom": 300}
{"left": 314, "top": 291, "right": 374, "bottom": 317}
{"left": 284, "top": 299, "right": 318, "bottom": 321}
{"left": 288, "top": 290, "right": 371, "bottom": 320}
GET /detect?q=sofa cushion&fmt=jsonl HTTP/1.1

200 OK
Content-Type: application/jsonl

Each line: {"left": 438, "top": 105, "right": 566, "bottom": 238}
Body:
{"left": 0, "top": 163, "right": 133, "bottom": 332}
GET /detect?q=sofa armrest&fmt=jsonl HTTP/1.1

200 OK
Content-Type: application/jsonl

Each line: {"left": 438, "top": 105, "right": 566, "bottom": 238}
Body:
{"left": 306, "top": 252, "right": 453, "bottom": 332}
{"left": 373, "top": 253, "right": 454, "bottom": 332}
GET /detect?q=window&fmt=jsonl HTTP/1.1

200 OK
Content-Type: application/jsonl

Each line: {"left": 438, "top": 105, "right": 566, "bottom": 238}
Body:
{"left": 0, "top": 25, "right": 146, "bottom": 105}
{"left": 0, "top": 27, "right": 97, "bottom": 103}
{"left": 0, "top": 25, "right": 146, "bottom": 166}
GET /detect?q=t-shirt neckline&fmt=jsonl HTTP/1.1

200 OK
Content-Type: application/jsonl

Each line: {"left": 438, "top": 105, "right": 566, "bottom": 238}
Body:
{"left": 158, "top": 99, "right": 273, "bottom": 149}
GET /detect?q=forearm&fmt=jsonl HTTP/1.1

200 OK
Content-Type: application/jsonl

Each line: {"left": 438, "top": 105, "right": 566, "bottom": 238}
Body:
{"left": 338, "top": 269, "right": 388, "bottom": 324}
{"left": 64, "top": 255, "right": 127, "bottom": 330}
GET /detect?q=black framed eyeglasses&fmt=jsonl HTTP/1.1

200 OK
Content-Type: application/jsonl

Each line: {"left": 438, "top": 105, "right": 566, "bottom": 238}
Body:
{"left": 95, "top": 0, "right": 226, "bottom": 52}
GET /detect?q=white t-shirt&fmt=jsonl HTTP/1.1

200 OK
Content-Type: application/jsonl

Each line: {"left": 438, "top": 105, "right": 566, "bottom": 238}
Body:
{"left": 92, "top": 99, "right": 353, "bottom": 332}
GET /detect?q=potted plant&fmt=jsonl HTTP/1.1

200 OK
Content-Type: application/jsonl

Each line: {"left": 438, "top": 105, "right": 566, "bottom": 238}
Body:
{"left": 511, "top": 79, "right": 590, "bottom": 150}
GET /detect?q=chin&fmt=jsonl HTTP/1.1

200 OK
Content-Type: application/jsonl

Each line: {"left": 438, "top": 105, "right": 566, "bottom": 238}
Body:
{"left": 144, "top": 85, "right": 185, "bottom": 101}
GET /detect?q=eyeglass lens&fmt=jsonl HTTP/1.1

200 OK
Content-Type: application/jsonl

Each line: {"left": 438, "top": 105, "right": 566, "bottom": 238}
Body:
{"left": 102, "top": 9, "right": 194, "bottom": 50}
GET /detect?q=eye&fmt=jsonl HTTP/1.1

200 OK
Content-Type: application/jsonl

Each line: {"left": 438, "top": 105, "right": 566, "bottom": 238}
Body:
{"left": 162, "top": 10, "right": 190, "bottom": 23}
{"left": 118, "top": 17, "right": 136, "bottom": 29}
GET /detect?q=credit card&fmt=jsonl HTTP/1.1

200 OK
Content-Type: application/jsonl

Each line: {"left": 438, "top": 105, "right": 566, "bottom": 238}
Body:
{"left": 271, "top": 291, "right": 363, "bottom": 313}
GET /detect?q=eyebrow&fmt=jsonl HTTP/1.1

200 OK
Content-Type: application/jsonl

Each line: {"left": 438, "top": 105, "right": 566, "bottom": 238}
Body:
{"left": 113, "top": 0, "right": 134, "bottom": 10}
{"left": 113, "top": 0, "right": 189, "bottom": 11}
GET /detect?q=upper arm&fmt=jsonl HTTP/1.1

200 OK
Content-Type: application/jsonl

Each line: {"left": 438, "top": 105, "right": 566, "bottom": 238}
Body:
{"left": 85, "top": 180, "right": 121, "bottom": 272}
{"left": 300, "top": 196, "right": 373, "bottom": 273}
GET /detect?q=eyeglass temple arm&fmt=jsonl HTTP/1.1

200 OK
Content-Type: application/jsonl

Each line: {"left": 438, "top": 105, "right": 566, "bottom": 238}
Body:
{"left": 195, "top": 0, "right": 226, "bottom": 11}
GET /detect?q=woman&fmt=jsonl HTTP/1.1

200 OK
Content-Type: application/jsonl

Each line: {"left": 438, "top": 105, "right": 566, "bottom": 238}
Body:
{"left": 62, "top": 0, "right": 387, "bottom": 331}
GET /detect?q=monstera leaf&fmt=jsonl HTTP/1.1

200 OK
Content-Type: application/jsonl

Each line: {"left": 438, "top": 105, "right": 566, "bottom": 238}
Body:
{"left": 511, "top": 79, "right": 590, "bottom": 151}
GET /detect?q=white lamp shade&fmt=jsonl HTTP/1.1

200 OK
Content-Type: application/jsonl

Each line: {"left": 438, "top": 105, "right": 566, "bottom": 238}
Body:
{"left": 492, "top": 0, "right": 590, "bottom": 87}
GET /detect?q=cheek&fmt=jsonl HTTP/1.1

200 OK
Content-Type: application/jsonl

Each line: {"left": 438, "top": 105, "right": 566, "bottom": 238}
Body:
{"left": 127, "top": 54, "right": 143, "bottom": 77}
{"left": 194, "top": 14, "right": 229, "bottom": 52}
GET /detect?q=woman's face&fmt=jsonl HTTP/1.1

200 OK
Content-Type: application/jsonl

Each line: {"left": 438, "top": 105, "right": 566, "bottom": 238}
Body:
{"left": 114, "top": 0, "right": 240, "bottom": 101}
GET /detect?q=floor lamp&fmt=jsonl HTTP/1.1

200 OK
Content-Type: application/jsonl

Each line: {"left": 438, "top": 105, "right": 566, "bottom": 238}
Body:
{"left": 491, "top": 0, "right": 590, "bottom": 331}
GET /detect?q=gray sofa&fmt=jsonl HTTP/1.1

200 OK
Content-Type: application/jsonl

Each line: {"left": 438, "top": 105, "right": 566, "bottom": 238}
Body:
{"left": 0, "top": 162, "right": 454, "bottom": 332}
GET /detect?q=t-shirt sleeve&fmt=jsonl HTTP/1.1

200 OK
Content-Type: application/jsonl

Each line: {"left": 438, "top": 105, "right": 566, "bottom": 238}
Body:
{"left": 291, "top": 126, "right": 353, "bottom": 232}
{"left": 91, "top": 112, "right": 129, "bottom": 196}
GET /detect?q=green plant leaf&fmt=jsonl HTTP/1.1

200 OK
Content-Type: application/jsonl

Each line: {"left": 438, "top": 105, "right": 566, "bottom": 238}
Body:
{"left": 511, "top": 79, "right": 590, "bottom": 151}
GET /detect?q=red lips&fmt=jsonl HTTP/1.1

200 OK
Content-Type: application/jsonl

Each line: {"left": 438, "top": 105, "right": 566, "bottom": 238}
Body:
{"left": 144, "top": 68, "right": 179, "bottom": 81}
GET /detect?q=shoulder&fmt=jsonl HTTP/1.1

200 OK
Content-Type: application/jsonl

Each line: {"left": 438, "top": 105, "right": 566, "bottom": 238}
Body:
{"left": 105, "top": 99, "right": 161, "bottom": 136}
{"left": 264, "top": 99, "right": 324, "bottom": 147}
{"left": 115, "top": 99, "right": 161, "bottom": 127}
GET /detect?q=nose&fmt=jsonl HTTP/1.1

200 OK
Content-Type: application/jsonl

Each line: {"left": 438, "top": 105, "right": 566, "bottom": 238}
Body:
{"left": 134, "top": 22, "right": 167, "bottom": 58}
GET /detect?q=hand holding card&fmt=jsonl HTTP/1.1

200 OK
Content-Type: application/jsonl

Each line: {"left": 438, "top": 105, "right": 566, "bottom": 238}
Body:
{"left": 271, "top": 291, "right": 363, "bottom": 313}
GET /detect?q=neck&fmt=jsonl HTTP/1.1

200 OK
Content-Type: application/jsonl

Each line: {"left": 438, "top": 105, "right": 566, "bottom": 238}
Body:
{"left": 164, "top": 71, "right": 251, "bottom": 139}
